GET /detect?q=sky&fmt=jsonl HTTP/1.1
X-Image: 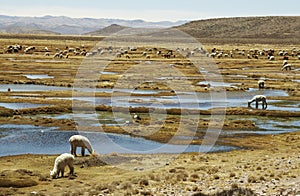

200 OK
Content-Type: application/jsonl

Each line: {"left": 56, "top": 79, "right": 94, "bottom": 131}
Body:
{"left": 0, "top": 0, "right": 299, "bottom": 22}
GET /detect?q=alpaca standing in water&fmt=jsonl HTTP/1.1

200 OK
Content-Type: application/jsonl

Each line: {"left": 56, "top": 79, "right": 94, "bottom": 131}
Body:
{"left": 248, "top": 95, "right": 267, "bottom": 109}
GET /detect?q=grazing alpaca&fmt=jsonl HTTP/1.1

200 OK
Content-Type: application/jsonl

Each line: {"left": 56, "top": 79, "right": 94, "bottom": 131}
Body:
{"left": 132, "top": 113, "right": 141, "bottom": 121}
{"left": 282, "top": 64, "right": 292, "bottom": 71}
{"left": 53, "top": 53, "right": 60, "bottom": 58}
{"left": 268, "top": 55, "right": 275, "bottom": 61}
{"left": 248, "top": 95, "right": 267, "bottom": 109}
{"left": 69, "top": 135, "right": 94, "bottom": 157}
{"left": 258, "top": 79, "right": 265, "bottom": 89}
{"left": 50, "top": 153, "right": 74, "bottom": 179}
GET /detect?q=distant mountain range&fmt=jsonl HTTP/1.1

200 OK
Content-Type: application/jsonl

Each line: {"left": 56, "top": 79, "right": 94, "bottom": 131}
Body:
{"left": 0, "top": 15, "right": 187, "bottom": 35}
{"left": 1, "top": 15, "right": 299, "bottom": 43}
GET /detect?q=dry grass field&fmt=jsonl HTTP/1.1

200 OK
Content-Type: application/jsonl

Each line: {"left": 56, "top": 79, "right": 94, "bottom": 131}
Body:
{"left": 0, "top": 33, "right": 299, "bottom": 195}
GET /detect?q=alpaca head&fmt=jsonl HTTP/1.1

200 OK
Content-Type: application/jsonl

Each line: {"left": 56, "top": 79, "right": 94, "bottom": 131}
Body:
{"left": 91, "top": 150, "right": 97, "bottom": 157}
{"left": 50, "top": 170, "right": 57, "bottom": 179}
{"left": 247, "top": 101, "right": 251, "bottom": 107}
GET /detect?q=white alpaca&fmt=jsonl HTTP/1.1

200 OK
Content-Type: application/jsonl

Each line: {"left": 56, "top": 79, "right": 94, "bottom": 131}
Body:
{"left": 53, "top": 53, "right": 60, "bottom": 58}
{"left": 281, "top": 64, "right": 292, "bottom": 71}
{"left": 132, "top": 113, "right": 141, "bottom": 122}
{"left": 268, "top": 55, "right": 275, "bottom": 61}
{"left": 69, "top": 135, "right": 94, "bottom": 157}
{"left": 248, "top": 95, "right": 267, "bottom": 109}
{"left": 50, "top": 153, "right": 74, "bottom": 179}
{"left": 258, "top": 79, "right": 265, "bottom": 89}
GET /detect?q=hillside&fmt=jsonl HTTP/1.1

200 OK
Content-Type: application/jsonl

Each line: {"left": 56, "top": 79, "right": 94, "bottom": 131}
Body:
{"left": 0, "top": 26, "right": 60, "bottom": 35}
{"left": 176, "top": 16, "right": 300, "bottom": 42}
{"left": 85, "top": 24, "right": 128, "bottom": 36}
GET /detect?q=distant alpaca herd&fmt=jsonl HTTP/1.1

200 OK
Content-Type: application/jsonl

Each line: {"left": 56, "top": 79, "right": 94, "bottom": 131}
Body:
{"left": 50, "top": 135, "right": 94, "bottom": 179}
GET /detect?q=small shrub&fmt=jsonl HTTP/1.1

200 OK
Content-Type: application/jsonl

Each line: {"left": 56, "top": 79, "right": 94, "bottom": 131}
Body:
{"left": 259, "top": 176, "right": 266, "bottom": 181}
{"left": 191, "top": 173, "right": 199, "bottom": 179}
{"left": 139, "top": 179, "right": 149, "bottom": 186}
{"left": 231, "top": 183, "right": 239, "bottom": 189}
{"left": 177, "top": 172, "right": 188, "bottom": 181}
{"left": 256, "top": 166, "right": 262, "bottom": 170}
{"left": 148, "top": 173, "right": 155, "bottom": 180}
{"left": 120, "top": 182, "right": 132, "bottom": 190}
{"left": 229, "top": 172, "right": 236, "bottom": 178}
{"left": 213, "top": 174, "right": 220, "bottom": 180}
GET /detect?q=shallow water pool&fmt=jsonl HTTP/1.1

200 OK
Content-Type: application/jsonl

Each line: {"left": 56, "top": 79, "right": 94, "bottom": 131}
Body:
{"left": 0, "top": 124, "right": 237, "bottom": 157}
{"left": 0, "top": 102, "right": 49, "bottom": 110}
{"left": 23, "top": 74, "right": 54, "bottom": 79}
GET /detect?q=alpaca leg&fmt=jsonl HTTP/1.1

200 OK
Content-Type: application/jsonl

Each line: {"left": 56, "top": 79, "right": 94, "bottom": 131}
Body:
{"left": 69, "top": 165, "right": 74, "bottom": 175}
{"left": 55, "top": 169, "right": 60, "bottom": 178}
{"left": 71, "top": 145, "right": 74, "bottom": 155}
{"left": 255, "top": 101, "right": 258, "bottom": 109}
{"left": 57, "top": 169, "right": 61, "bottom": 178}
{"left": 81, "top": 147, "right": 85, "bottom": 156}
{"left": 263, "top": 101, "right": 267, "bottom": 109}
{"left": 61, "top": 168, "right": 64, "bottom": 177}
{"left": 74, "top": 146, "right": 77, "bottom": 157}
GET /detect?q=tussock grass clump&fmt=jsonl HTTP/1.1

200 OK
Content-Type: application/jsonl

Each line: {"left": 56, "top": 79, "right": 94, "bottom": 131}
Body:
{"left": 139, "top": 179, "right": 149, "bottom": 186}
{"left": 231, "top": 183, "right": 239, "bottom": 189}
{"left": 190, "top": 173, "right": 200, "bottom": 179}
{"left": 247, "top": 175, "right": 257, "bottom": 183}
{"left": 207, "top": 167, "right": 219, "bottom": 174}
{"left": 0, "top": 107, "right": 14, "bottom": 117}
{"left": 120, "top": 182, "right": 132, "bottom": 190}
{"left": 213, "top": 174, "right": 220, "bottom": 180}
{"left": 0, "top": 178, "right": 38, "bottom": 188}
{"left": 176, "top": 172, "right": 189, "bottom": 181}
{"left": 229, "top": 172, "right": 236, "bottom": 178}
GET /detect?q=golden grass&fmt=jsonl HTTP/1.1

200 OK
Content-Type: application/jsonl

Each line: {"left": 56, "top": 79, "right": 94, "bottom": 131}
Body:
{"left": 0, "top": 34, "right": 299, "bottom": 195}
